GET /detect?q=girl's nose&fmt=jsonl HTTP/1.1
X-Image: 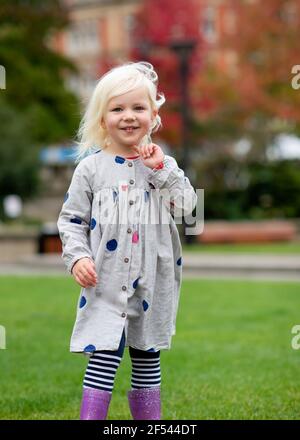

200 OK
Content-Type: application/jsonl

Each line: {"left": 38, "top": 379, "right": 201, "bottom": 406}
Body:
{"left": 122, "top": 113, "right": 136, "bottom": 121}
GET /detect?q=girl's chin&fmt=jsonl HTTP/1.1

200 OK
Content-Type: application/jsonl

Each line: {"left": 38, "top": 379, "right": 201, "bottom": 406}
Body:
{"left": 121, "top": 138, "right": 144, "bottom": 146}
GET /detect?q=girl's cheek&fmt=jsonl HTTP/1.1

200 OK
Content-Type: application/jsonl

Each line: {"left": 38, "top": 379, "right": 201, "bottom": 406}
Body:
{"left": 105, "top": 122, "right": 115, "bottom": 131}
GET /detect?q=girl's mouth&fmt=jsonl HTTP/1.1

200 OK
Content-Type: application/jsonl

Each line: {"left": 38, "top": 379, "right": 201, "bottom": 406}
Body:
{"left": 121, "top": 127, "right": 139, "bottom": 133}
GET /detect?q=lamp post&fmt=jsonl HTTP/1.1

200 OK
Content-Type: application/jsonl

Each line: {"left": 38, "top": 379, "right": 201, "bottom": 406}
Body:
{"left": 169, "top": 39, "right": 196, "bottom": 177}
{"left": 170, "top": 39, "right": 197, "bottom": 244}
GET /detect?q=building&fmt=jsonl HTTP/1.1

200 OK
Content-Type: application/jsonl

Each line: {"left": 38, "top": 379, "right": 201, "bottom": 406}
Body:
{"left": 51, "top": 0, "right": 239, "bottom": 103}
{"left": 52, "top": 0, "right": 141, "bottom": 103}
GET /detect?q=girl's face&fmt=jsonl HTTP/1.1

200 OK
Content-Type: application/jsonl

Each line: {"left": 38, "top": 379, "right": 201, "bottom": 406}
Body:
{"left": 102, "top": 86, "right": 157, "bottom": 152}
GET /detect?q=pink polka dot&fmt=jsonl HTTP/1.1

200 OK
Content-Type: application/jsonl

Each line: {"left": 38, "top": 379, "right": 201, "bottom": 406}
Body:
{"left": 132, "top": 231, "right": 139, "bottom": 243}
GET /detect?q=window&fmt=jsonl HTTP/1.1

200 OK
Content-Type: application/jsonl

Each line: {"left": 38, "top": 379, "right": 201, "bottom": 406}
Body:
{"left": 67, "top": 19, "right": 100, "bottom": 55}
{"left": 202, "top": 6, "right": 217, "bottom": 43}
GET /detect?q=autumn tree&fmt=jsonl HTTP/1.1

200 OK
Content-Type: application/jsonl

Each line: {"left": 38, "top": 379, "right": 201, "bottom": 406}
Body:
{"left": 130, "top": 0, "right": 203, "bottom": 150}
{"left": 195, "top": 0, "right": 300, "bottom": 160}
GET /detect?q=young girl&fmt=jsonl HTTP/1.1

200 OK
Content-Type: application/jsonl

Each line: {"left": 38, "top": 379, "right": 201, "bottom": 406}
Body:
{"left": 57, "top": 61, "right": 197, "bottom": 420}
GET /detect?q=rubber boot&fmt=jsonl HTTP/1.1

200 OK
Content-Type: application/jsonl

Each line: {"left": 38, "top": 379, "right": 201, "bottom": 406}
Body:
{"left": 80, "top": 387, "right": 112, "bottom": 420}
{"left": 127, "top": 387, "right": 161, "bottom": 420}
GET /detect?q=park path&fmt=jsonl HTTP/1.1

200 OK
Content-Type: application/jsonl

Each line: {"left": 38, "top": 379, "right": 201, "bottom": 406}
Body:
{"left": 0, "top": 252, "right": 299, "bottom": 281}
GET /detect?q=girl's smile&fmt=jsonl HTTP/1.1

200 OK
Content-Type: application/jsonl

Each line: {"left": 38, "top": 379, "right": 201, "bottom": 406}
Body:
{"left": 120, "top": 126, "right": 140, "bottom": 133}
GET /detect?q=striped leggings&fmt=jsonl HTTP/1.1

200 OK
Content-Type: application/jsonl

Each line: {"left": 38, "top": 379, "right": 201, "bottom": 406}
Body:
{"left": 83, "top": 328, "right": 161, "bottom": 393}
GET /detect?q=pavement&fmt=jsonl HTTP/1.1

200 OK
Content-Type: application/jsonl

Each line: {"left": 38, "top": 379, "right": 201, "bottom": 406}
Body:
{"left": 0, "top": 252, "right": 299, "bottom": 281}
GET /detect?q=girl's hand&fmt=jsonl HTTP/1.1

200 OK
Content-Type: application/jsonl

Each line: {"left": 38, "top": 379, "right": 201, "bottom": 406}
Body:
{"left": 132, "top": 143, "right": 165, "bottom": 169}
{"left": 72, "top": 257, "right": 98, "bottom": 288}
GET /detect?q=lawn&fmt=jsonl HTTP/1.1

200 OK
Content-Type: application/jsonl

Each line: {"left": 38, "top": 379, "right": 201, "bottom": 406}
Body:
{"left": 182, "top": 241, "right": 300, "bottom": 254}
{"left": 0, "top": 276, "right": 299, "bottom": 420}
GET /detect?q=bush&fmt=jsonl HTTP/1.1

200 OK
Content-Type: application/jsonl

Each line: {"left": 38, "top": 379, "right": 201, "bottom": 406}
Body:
{"left": 196, "top": 157, "right": 300, "bottom": 219}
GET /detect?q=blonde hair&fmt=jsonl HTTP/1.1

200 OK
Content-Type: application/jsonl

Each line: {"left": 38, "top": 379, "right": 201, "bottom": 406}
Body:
{"left": 74, "top": 61, "right": 166, "bottom": 162}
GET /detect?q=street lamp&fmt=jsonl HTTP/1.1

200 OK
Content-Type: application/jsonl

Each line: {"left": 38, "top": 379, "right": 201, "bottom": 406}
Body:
{"left": 136, "top": 37, "right": 197, "bottom": 244}
{"left": 169, "top": 39, "right": 196, "bottom": 177}
{"left": 170, "top": 39, "right": 197, "bottom": 244}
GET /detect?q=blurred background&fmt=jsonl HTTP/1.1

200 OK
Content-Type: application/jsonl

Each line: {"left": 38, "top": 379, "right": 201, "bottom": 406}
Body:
{"left": 0, "top": 0, "right": 300, "bottom": 420}
{"left": 0, "top": 0, "right": 300, "bottom": 258}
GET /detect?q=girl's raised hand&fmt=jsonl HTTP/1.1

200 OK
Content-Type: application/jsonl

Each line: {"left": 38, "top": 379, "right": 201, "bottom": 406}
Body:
{"left": 72, "top": 257, "right": 98, "bottom": 288}
{"left": 132, "top": 143, "right": 165, "bottom": 169}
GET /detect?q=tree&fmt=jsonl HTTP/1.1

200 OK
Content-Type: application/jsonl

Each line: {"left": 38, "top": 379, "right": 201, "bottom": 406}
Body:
{"left": 130, "top": 0, "right": 203, "bottom": 150}
{"left": 194, "top": 0, "right": 300, "bottom": 160}
{"left": 0, "top": 0, "right": 80, "bottom": 216}
{"left": 0, "top": 0, "right": 80, "bottom": 144}
{"left": 0, "top": 97, "right": 39, "bottom": 218}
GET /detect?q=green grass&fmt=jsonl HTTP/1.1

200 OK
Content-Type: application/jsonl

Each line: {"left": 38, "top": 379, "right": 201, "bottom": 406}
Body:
{"left": 0, "top": 276, "right": 300, "bottom": 420}
{"left": 182, "top": 241, "right": 300, "bottom": 254}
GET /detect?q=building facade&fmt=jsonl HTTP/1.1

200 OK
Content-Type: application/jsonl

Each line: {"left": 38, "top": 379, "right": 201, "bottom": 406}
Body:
{"left": 52, "top": 0, "right": 238, "bottom": 103}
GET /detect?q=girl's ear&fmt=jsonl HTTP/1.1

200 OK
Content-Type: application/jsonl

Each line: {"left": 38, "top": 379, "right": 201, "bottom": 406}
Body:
{"left": 152, "top": 109, "right": 158, "bottom": 120}
{"left": 100, "top": 118, "right": 106, "bottom": 129}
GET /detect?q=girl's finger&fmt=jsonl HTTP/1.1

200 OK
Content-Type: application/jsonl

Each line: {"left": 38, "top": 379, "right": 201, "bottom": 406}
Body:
{"left": 86, "top": 267, "right": 98, "bottom": 279}
{"left": 84, "top": 272, "right": 97, "bottom": 284}
{"left": 75, "top": 275, "right": 86, "bottom": 288}
{"left": 77, "top": 270, "right": 93, "bottom": 285}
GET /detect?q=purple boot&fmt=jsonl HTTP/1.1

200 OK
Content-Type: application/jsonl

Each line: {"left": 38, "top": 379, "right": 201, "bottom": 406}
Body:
{"left": 127, "top": 387, "right": 161, "bottom": 420}
{"left": 80, "top": 387, "right": 112, "bottom": 420}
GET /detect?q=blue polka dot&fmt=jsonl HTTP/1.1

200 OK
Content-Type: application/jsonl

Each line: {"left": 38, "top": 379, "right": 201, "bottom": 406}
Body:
{"left": 177, "top": 257, "right": 182, "bottom": 266}
{"left": 142, "top": 300, "right": 149, "bottom": 311}
{"left": 70, "top": 216, "right": 82, "bottom": 224}
{"left": 79, "top": 296, "right": 87, "bottom": 308}
{"left": 144, "top": 191, "right": 149, "bottom": 202}
{"left": 113, "top": 190, "right": 118, "bottom": 202}
{"left": 106, "top": 239, "right": 118, "bottom": 251}
{"left": 84, "top": 344, "right": 96, "bottom": 353}
{"left": 64, "top": 192, "right": 69, "bottom": 203}
{"left": 90, "top": 218, "right": 96, "bottom": 230}
{"left": 115, "top": 156, "right": 125, "bottom": 164}
{"left": 133, "top": 277, "right": 140, "bottom": 289}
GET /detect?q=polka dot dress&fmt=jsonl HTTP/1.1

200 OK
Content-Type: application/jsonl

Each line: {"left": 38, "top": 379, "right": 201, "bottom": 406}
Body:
{"left": 57, "top": 149, "right": 197, "bottom": 353}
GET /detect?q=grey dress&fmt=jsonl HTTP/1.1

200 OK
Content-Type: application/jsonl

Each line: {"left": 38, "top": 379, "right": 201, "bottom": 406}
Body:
{"left": 57, "top": 149, "right": 197, "bottom": 354}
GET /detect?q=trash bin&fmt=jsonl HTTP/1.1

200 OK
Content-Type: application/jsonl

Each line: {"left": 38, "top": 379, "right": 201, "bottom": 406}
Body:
{"left": 38, "top": 222, "right": 62, "bottom": 254}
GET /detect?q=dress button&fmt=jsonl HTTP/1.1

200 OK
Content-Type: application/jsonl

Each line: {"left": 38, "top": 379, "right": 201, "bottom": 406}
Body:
{"left": 128, "top": 162, "right": 133, "bottom": 167}
{"left": 129, "top": 200, "right": 134, "bottom": 205}
{"left": 127, "top": 228, "right": 132, "bottom": 233}
{"left": 122, "top": 286, "right": 127, "bottom": 291}
{"left": 129, "top": 179, "right": 134, "bottom": 184}
{"left": 122, "top": 312, "right": 126, "bottom": 318}
{"left": 124, "top": 257, "right": 129, "bottom": 263}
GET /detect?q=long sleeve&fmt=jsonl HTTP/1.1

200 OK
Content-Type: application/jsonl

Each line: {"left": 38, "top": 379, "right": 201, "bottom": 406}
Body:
{"left": 57, "top": 159, "right": 94, "bottom": 274}
{"left": 147, "top": 155, "right": 197, "bottom": 217}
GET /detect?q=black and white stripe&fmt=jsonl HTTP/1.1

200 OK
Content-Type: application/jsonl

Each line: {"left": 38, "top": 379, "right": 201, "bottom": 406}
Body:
{"left": 130, "top": 356, "right": 161, "bottom": 390}
{"left": 83, "top": 352, "right": 122, "bottom": 392}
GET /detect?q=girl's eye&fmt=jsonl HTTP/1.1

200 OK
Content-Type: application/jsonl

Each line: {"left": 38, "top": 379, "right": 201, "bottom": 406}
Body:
{"left": 111, "top": 106, "right": 145, "bottom": 112}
